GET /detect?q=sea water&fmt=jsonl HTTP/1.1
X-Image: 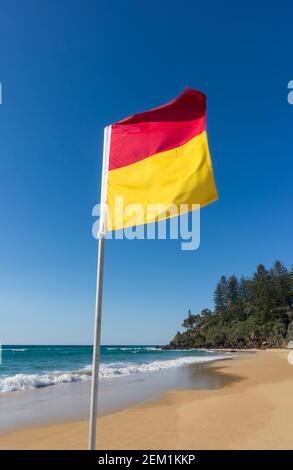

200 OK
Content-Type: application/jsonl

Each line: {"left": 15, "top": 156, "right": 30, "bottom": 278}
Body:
{"left": 0, "top": 345, "right": 230, "bottom": 393}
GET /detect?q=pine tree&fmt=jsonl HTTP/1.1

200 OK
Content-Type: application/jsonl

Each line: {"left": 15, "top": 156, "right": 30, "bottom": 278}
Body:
{"left": 238, "top": 276, "right": 250, "bottom": 301}
{"left": 270, "top": 260, "right": 293, "bottom": 310}
{"left": 213, "top": 276, "right": 228, "bottom": 313}
{"left": 227, "top": 275, "right": 239, "bottom": 305}
{"left": 249, "top": 264, "right": 272, "bottom": 320}
{"left": 270, "top": 260, "right": 288, "bottom": 309}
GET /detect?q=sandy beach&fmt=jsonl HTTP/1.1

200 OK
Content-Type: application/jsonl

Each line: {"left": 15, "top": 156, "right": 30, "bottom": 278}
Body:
{"left": 0, "top": 350, "right": 292, "bottom": 450}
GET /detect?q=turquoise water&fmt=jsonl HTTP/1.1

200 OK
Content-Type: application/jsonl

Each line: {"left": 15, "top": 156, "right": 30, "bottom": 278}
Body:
{"left": 0, "top": 345, "right": 230, "bottom": 393}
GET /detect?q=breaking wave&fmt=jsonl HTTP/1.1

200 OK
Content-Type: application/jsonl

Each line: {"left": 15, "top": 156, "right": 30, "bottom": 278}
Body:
{"left": 99, "top": 354, "right": 230, "bottom": 378}
{"left": 0, "top": 371, "right": 90, "bottom": 393}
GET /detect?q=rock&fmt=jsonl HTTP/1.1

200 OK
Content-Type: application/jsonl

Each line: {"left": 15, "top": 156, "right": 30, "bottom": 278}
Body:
{"left": 287, "top": 340, "right": 293, "bottom": 349}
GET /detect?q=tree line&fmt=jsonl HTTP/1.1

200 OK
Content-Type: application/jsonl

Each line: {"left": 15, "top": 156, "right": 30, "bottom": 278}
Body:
{"left": 168, "top": 261, "right": 293, "bottom": 349}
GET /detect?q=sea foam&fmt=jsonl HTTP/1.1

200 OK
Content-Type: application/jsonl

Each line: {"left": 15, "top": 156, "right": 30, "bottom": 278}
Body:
{"left": 99, "top": 354, "right": 230, "bottom": 378}
{"left": 0, "top": 372, "right": 90, "bottom": 393}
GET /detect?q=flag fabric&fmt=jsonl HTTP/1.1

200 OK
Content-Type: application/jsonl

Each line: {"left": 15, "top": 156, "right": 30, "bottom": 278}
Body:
{"left": 104, "top": 88, "right": 218, "bottom": 231}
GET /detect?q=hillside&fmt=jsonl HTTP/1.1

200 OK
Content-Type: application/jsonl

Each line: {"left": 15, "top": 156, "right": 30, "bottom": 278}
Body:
{"left": 167, "top": 261, "right": 293, "bottom": 349}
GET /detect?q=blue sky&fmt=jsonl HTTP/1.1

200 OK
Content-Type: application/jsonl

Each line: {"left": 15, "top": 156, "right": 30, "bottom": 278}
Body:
{"left": 0, "top": 0, "right": 292, "bottom": 345}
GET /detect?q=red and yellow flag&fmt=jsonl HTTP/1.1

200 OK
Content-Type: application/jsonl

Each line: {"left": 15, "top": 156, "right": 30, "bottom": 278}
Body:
{"left": 104, "top": 88, "right": 218, "bottom": 231}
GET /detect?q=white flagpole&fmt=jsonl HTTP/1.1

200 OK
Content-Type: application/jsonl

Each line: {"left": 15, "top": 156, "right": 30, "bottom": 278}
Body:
{"left": 89, "top": 125, "right": 111, "bottom": 450}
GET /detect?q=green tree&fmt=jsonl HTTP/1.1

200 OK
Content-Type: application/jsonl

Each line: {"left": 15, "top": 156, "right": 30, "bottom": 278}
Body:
{"left": 213, "top": 276, "right": 228, "bottom": 313}
{"left": 182, "top": 309, "right": 199, "bottom": 330}
{"left": 250, "top": 264, "right": 272, "bottom": 320}
{"left": 271, "top": 260, "right": 293, "bottom": 309}
{"left": 227, "top": 275, "right": 239, "bottom": 305}
{"left": 238, "top": 276, "right": 250, "bottom": 301}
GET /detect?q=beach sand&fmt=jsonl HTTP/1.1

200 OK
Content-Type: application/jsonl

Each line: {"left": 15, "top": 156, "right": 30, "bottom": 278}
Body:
{"left": 0, "top": 350, "right": 292, "bottom": 450}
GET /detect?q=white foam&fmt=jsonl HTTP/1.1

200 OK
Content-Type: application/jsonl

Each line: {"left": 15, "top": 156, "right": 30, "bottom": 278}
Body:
{"left": 98, "top": 354, "right": 230, "bottom": 378}
{"left": 0, "top": 372, "right": 90, "bottom": 393}
{"left": 3, "top": 349, "right": 28, "bottom": 352}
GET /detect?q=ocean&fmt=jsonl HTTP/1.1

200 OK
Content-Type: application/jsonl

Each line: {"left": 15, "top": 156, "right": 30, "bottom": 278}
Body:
{"left": 0, "top": 345, "right": 230, "bottom": 393}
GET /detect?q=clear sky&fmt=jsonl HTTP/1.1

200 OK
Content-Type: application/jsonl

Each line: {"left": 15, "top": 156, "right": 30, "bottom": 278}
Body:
{"left": 0, "top": 0, "right": 292, "bottom": 345}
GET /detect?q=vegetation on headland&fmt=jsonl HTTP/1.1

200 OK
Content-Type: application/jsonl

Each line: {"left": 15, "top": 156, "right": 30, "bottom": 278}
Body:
{"left": 167, "top": 261, "right": 293, "bottom": 349}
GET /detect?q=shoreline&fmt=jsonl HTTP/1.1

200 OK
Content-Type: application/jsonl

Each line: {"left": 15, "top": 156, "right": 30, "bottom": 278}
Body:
{"left": 0, "top": 349, "right": 292, "bottom": 449}
{"left": 0, "top": 351, "right": 235, "bottom": 435}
